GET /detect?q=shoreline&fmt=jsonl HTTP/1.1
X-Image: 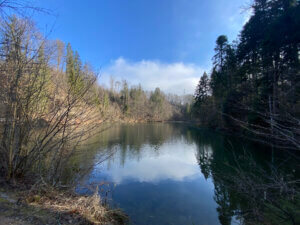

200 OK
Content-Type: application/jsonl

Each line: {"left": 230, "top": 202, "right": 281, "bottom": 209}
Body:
{"left": 0, "top": 180, "right": 128, "bottom": 225}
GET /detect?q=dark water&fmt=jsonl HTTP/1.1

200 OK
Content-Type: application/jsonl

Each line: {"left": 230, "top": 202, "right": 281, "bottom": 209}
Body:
{"left": 74, "top": 123, "right": 298, "bottom": 225}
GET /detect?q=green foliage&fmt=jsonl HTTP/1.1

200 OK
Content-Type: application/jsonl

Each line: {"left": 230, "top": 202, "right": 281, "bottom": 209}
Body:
{"left": 150, "top": 88, "right": 164, "bottom": 116}
{"left": 150, "top": 88, "right": 164, "bottom": 106}
{"left": 66, "top": 43, "right": 85, "bottom": 95}
{"left": 121, "top": 80, "right": 130, "bottom": 114}
{"left": 103, "top": 92, "right": 110, "bottom": 109}
{"left": 194, "top": 72, "right": 210, "bottom": 105}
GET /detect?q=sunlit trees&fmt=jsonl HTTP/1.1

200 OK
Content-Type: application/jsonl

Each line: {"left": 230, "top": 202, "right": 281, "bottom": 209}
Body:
{"left": 66, "top": 43, "right": 86, "bottom": 95}
{"left": 0, "top": 16, "right": 98, "bottom": 183}
{"left": 54, "top": 39, "right": 65, "bottom": 72}
{"left": 149, "top": 87, "right": 173, "bottom": 121}
{"left": 129, "top": 84, "right": 148, "bottom": 118}
{"left": 120, "top": 80, "right": 130, "bottom": 115}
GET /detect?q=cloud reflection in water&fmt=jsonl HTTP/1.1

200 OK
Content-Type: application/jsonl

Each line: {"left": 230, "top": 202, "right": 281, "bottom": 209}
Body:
{"left": 94, "top": 140, "right": 207, "bottom": 184}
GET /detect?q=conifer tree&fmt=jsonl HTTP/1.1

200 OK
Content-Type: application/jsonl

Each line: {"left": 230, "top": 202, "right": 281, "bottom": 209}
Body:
{"left": 194, "top": 72, "right": 210, "bottom": 106}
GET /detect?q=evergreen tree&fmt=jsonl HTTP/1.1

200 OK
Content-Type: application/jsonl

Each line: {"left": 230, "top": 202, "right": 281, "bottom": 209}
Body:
{"left": 194, "top": 72, "right": 210, "bottom": 105}
{"left": 121, "top": 80, "right": 130, "bottom": 114}
{"left": 192, "top": 0, "right": 300, "bottom": 149}
{"left": 66, "top": 43, "right": 75, "bottom": 86}
{"left": 66, "top": 43, "right": 84, "bottom": 95}
{"left": 213, "top": 35, "right": 229, "bottom": 71}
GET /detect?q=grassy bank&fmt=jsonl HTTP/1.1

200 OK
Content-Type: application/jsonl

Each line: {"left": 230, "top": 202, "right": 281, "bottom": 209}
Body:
{"left": 0, "top": 180, "right": 128, "bottom": 225}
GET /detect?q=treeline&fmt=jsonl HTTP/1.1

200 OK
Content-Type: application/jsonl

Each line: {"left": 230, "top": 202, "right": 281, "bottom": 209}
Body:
{"left": 93, "top": 80, "right": 184, "bottom": 122}
{"left": 57, "top": 41, "right": 186, "bottom": 122}
{"left": 193, "top": 0, "right": 299, "bottom": 150}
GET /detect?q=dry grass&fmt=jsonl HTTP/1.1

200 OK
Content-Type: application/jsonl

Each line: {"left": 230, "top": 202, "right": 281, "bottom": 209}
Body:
{"left": 23, "top": 186, "right": 128, "bottom": 225}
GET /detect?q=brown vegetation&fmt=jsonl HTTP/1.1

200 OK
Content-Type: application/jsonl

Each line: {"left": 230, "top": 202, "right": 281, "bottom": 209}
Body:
{"left": 0, "top": 180, "right": 128, "bottom": 225}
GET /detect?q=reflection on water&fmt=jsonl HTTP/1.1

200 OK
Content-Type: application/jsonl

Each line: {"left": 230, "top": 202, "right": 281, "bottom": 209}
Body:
{"left": 98, "top": 140, "right": 200, "bottom": 183}
{"left": 74, "top": 123, "right": 298, "bottom": 225}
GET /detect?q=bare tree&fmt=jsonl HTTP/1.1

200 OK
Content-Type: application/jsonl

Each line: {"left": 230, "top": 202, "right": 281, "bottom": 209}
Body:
{"left": 222, "top": 98, "right": 300, "bottom": 151}
{"left": 54, "top": 39, "right": 65, "bottom": 72}
{"left": 0, "top": 16, "right": 100, "bottom": 185}
{"left": 0, "top": 0, "right": 49, "bottom": 18}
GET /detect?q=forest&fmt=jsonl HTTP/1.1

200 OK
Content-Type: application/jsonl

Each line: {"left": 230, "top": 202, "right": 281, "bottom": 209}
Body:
{"left": 192, "top": 0, "right": 299, "bottom": 150}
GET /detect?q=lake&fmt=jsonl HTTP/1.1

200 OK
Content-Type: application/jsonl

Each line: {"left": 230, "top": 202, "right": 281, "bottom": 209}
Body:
{"left": 74, "top": 123, "right": 298, "bottom": 225}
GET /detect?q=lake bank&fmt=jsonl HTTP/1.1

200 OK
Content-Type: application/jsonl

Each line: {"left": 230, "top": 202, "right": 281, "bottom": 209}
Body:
{"left": 0, "top": 179, "right": 128, "bottom": 225}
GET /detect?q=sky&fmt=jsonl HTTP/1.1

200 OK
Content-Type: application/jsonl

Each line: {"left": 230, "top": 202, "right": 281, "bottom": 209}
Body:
{"left": 34, "top": 0, "right": 251, "bottom": 95}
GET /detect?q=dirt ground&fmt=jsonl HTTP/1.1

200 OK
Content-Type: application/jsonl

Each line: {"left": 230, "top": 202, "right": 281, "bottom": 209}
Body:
{"left": 0, "top": 190, "right": 86, "bottom": 225}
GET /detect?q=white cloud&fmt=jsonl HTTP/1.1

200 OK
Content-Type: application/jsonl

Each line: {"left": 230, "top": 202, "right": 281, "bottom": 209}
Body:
{"left": 99, "top": 57, "right": 206, "bottom": 95}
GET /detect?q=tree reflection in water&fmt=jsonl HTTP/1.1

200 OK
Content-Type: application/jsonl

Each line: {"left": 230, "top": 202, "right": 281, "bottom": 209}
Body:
{"left": 73, "top": 123, "right": 299, "bottom": 225}
{"left": 193, "top": 128, "right": 299, "bottom": 225}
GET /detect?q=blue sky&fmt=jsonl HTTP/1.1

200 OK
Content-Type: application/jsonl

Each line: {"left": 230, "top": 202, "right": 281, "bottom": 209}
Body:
{"left": 34, "top": 0, "right": 251, "bottom": 94}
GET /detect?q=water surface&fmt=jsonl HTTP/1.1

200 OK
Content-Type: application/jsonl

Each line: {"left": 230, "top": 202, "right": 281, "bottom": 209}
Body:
{"left": 74, "top": 123, "right": 295, "bottom": 225}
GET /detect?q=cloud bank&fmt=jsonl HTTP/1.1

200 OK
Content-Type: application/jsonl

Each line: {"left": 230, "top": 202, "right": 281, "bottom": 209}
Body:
{"left": 100, "top": 58, "right": 206, "bottom": 95}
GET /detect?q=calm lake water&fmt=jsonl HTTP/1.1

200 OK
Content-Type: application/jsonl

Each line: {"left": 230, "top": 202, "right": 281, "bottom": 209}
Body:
{"left": 74, "top": 123, "right": 297, "bottom": 225}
